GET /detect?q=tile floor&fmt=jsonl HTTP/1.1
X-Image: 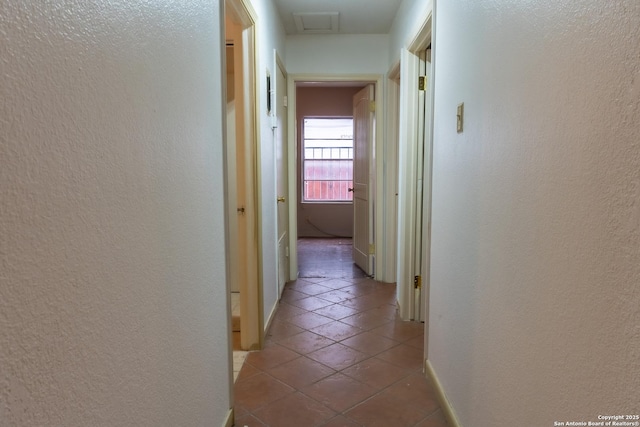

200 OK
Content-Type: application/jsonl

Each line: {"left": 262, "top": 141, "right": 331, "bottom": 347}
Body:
{"left": 296, "top": 237, "right": 368, "bottom": 280}
{"left": 231, "top": 292, "right": 248, "bottom": 381}
{"left": 233, "top": 238, "right": 448, "bottom": 427}
{"left": 231, "top": 292, "right": 241, "bottom": 325}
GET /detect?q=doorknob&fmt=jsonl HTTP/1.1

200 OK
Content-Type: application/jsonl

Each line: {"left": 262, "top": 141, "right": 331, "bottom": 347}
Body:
{"left": 277, "top": 196, "right": 286, "bottom": 203}
{"left": 348, "top": 188, "right": 354, "bottom": 192}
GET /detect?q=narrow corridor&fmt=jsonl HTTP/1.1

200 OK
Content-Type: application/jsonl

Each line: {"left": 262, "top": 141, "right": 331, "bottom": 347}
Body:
{"left": 233, "top": 238, "right": 448, "bottom": 427}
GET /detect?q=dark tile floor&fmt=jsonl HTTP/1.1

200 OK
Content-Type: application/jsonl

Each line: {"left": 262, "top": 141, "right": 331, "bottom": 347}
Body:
{"left": 297, "top": 238, "right": 368, "bottom": 280}
{"left": 233, "top": 238, "right": 448, "bottom": 427}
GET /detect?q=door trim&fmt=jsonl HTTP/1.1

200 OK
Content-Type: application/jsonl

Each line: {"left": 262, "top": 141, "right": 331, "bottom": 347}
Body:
{"left": 396, "top": 48, "right": 422, "bottom": 321}
{"left": 383, "top": 62, "right": 401, "bottom": 284}
{"left": 274, "top": 50, "right": 288, "bottom": 299}
{"left": 286, "top": 74, "right": 385, "bottom": 281}
{"left": 352, "top": 84, "right": 376, "bottom": 275}
{"left": 225, "top": 0, "right": 263, "bottom": 351}
{"left": 410, "top": 14, "right": 434, "bottom": 356}
{"left": 396, "top": 13, "right": 433, "bottom": 323}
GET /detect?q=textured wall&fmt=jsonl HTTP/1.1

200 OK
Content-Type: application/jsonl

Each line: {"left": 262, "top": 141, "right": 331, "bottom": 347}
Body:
{"left": 286, "top": 34, "right": 390, "bottom": 75}
{"left": 430, "top": 0, "right": 640, "bottom": 425}
{"left": 388, "top": 0, "right": 433, "bottom": 64}
{"left": 0, "top": 1, "right": 231, "bottom": 426}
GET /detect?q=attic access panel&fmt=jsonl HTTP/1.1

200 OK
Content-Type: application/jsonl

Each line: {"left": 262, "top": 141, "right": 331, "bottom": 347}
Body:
{"left": 293, "top": 12, "right": 339, "bottom": 33}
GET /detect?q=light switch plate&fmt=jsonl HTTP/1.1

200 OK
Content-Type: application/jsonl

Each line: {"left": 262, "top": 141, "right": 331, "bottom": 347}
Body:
{"left": 457, "top": 103, "right": 464, "bottom": 133}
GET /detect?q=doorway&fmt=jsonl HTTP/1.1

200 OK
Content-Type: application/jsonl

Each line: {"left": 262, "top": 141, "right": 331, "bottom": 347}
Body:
{"left": 287, "top": 76, "right": 386, "bottom": 283}
{"left": 275, "top": 53, "right": 289, "bottom": 299}
{"left": 394, "top": 15, "right": 434, "bottom": 330}
{"left": 295, "top": 84, "right": 365, "bottom": 278}
{"left": 224, "top": 0, "right": 262, "bottom": 361}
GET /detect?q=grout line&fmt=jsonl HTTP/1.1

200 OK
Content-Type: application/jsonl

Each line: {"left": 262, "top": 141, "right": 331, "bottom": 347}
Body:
{"left": 235, "top": 240, "right": 439, "bottom": 426}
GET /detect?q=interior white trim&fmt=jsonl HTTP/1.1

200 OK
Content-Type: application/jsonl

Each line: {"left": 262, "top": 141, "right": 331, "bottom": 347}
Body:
{"left": 274, "top": 49, "right": 289, "bottom": 298}
{"left": 383, "top": 61, "right": 401, "bottom": 284}
{"left": 425, "top": 360, "right": 462, "bottom": 427}
{"left": 408, "top": 13, "right": 432, "bottom": 52}
{"left": 396, "top": 47, "right": 420, "bottom": 321}
{"left": 225, "top": 0, "right": 264, "bottom": 351}
{"left": 264, "top": 300, "right": 279, "bottom": 338}
{"left": 222, "top": 408, "right": 234, "bottom": 427}
{"left": 410, "top": 12, "right": 435, "bottom": 353}
{"left": 396, "top": 12, "right": 433, "bottom": 323}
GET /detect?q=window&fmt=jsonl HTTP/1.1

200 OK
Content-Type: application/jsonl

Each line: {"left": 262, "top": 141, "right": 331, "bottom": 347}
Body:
{"left": 302, "top": 118, "right": 353, "bottom": 202}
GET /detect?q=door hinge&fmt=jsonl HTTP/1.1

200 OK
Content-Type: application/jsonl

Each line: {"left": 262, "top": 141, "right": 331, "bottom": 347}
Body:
{"left": 418, "top": 76, "right": 426, "bottom": 91}
{"left": 369, "top": 101, "right": 376, "bottom": 112}
{"left": 283, "top": 95, "right": 288, "bottom": 107}
{"left": 368, "top": 243, "right": 375, "bottom": 254}
{"left": 414, "top": 275, "right": 422, "bottom": 289}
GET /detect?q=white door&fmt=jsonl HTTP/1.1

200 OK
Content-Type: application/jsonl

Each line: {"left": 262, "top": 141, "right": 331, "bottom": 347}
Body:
{"left": 275, "top": 56, "right": 289, "bottom": 296}
{"left": 413, "top": 48, "right": 431, "bottom": 322}
{"left": 225, "top": 44, "right": 240, "bottom": 294}
{"left": 352, "top": 85, "right": 375, "bottom": 275}
{"left": 397, "top": 44, "right": 431, "bottom": 321}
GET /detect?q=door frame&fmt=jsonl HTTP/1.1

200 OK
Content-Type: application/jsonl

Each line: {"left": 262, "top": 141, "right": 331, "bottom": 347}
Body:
{"left": 273, "top": 51, "right": 289, "bottom": 299}
{"left": 225, "top": 0, "right": 263, "bottom": 351}
{"left": 286, "top": 74, "right": 385, "bottom": 281}
{"left": 384, "top": 62, "right": 401, "bottom": 285}
{"left": 395, "top": 14, "right": 434, "bottom": 326}
{"left": 351, "top": 84, "right": 376, "bottom": 276}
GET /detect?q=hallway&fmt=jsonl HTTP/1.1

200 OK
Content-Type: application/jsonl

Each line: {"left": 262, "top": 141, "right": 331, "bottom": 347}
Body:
{"left": 233, "top": 238, "right": 448, "bottom": 427}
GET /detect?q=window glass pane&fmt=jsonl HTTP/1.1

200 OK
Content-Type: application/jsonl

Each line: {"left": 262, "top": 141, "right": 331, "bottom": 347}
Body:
{"left": 304, "top": 118, "right": 353, "bottom": 140}
{"left": 302, "top": 117, "right": 354, "bottom": 202}
{"left": 304, "top": 160, "right": 353, "bottom": 180}
{"left": 304, "top": 181, "right": 353, "bottom": 202}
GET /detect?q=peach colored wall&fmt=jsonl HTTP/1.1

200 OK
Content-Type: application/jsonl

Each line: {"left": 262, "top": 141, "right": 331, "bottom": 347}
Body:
{"left": 296, "top": 86, "right": 363, "bottom": 237}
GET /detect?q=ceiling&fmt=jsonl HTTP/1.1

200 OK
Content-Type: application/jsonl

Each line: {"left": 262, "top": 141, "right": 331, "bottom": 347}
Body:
{"left": 272, "top": 0, "right": 404, "bottom": 35}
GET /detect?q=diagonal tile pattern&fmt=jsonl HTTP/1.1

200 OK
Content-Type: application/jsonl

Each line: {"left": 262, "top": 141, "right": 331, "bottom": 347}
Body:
{"left": 233, "top": 238, "right": 448, "bottom": 427}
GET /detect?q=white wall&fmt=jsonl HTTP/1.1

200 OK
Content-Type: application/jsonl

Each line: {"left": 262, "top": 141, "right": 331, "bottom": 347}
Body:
{"left": 0, "top": 1, "right": 231, "bottom": 426}
{"left": 388, "top": 0, "right": 433, "bottom": 65}
{"left": 430, "top": 0, "right": 640, "bottom": 425}
{"left": 286, "top": 34, "right": 390, "bottom": 75}
{"left": 246, "top": 0, "right": 287, "bottom": 327}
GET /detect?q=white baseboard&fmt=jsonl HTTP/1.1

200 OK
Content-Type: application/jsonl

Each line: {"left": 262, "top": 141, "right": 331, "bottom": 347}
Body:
{"left": 424, "top": 359, "right": 462, "bottom": 427}
{"left": 222, "top": 408, "right": 234, "bottom": 427}
{"left": 264, "top": 300, "right": 279, "bottom": 337}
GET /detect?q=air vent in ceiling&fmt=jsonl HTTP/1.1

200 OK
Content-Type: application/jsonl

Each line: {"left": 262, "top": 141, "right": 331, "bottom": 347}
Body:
{"left": 293, "top": 12, "right": 339, "bottom": 34}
